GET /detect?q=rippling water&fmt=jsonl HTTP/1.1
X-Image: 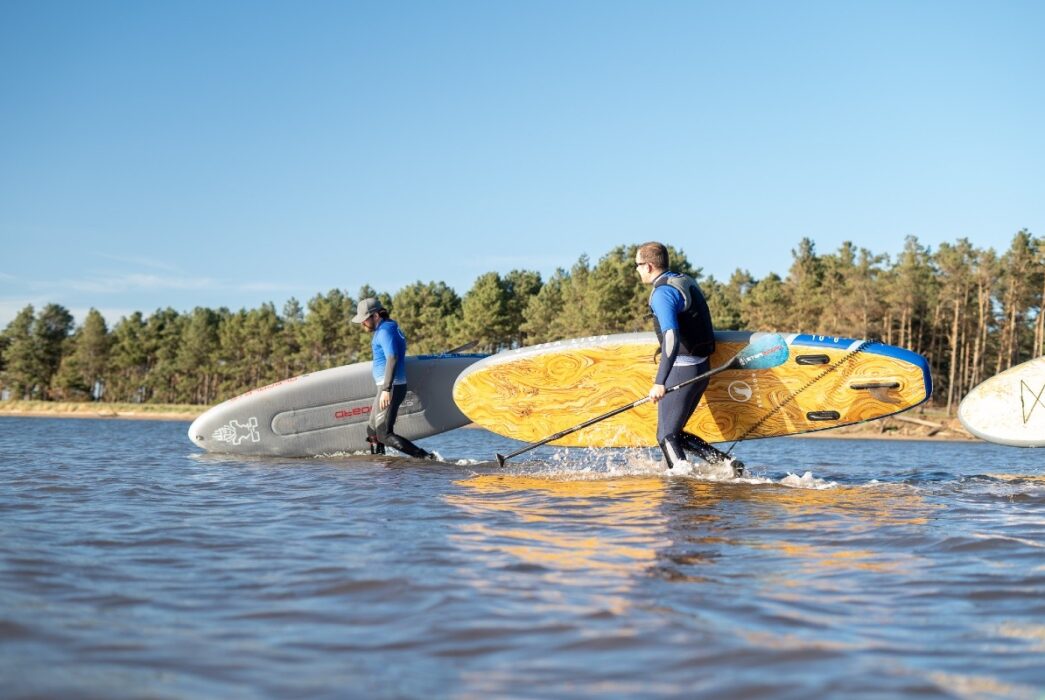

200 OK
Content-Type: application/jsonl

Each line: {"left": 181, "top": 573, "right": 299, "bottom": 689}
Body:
{"left": 2, "top": 416, "right": 1044, "bottom": 699}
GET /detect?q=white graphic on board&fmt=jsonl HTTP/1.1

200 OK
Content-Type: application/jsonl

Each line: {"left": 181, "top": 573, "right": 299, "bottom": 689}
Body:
{"left": 213, "top": 417, "right": 260, "bottom": 445}
{"left": 1021, "top": 381, "right": 1045, "bottom": 424}
{"left": 728, "top": 381, "right": 753, "bottom": 403}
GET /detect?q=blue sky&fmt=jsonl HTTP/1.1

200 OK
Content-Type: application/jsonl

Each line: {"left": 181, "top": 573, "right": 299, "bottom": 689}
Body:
{"left": 2, "top": 1, "right": 1043, "bottom": 329}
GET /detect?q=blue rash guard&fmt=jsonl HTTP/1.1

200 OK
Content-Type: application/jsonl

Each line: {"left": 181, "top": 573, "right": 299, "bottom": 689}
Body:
{"left": 371, "top": 319, "right": 408, "bottom": 390}
{"left": 649, "top": 273, "right": 703, "bottom": 386}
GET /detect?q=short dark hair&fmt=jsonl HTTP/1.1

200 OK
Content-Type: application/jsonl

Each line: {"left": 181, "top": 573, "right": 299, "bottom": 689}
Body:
{"left": 637, "top": 241, "right": 669, "bottom": 270}
{"left": 377, "top": 308, "right": 390, "bottom": 320}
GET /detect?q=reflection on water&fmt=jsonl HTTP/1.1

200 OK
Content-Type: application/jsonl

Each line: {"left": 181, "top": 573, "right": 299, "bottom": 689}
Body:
{"left": 2, "top": 419, "right": 1044, "bottom": 698}
{"left": 446, "top": 475, "right": 667, "bottom": 611}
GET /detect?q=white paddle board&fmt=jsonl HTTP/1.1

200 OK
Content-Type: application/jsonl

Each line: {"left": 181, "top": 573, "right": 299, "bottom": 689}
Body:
{"left": 188, "top": 353, "right": 485, "bottom": 457}
{"left": 958, "top": 356, "right": 1045, "bottom": 447}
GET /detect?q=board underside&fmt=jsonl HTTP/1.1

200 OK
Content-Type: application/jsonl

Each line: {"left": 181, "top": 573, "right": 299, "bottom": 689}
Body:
{"left": 958, "top": 356, "right": 1045, "bottom": 447}
{"left": 453, "top": 332, "right": 931, "bottom": 447}
{"left": 189, "top": 354, "right": 485, "bottom": 457}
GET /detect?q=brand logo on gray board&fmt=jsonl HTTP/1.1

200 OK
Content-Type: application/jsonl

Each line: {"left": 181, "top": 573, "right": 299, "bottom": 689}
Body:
{"left": 213, "top": 417, "right": 261, "bottom": 445}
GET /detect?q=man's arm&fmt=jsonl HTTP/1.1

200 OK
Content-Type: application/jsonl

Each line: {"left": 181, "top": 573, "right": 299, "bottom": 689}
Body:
{"left": 375, "top": 328, "right": 398, "bottom": 392}
{"left": 650, "top": 286, "right": 684, "bottom": 399}
{"left": 381, "top": 353, "right": 398, "bottom": 392}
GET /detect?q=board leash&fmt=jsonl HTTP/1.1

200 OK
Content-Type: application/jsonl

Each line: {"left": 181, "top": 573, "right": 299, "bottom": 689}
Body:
{"left": 724, "top": 338, "right": 878, "bottom": 456}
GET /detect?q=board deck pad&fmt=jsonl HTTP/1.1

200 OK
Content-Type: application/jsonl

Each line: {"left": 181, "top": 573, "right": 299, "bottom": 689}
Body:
{"left": 452, "top": 332, "right": 932, "bottom": 447}
{"left": 189, "top": 353, "right": 485, "bottom": 456}
{"left": 958, "top": 356, "right": 1045, "bottom": 447}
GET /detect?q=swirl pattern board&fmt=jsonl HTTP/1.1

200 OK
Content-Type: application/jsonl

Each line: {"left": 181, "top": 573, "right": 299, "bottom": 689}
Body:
{"left": 958, "top": 356, "right": 1045, "bottom": 447}
{"left": 188, "top": 354, "right": 486, "bottom": 457}
{"left": 453, "top": 332, "right": 931, "bottom": 447}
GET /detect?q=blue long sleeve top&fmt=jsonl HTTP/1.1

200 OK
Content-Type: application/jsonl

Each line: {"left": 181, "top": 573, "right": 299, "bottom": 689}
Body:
{"left": 371, "top": 319, "right": 408, "bottom": 390}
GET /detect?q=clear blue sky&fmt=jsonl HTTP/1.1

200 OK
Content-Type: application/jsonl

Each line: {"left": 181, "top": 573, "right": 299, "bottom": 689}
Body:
{"left": 2, "top": 0, "right": 1043, "bottom": 329}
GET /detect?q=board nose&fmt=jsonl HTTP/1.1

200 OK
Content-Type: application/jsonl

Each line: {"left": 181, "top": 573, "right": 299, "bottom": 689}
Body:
{"left": 187, "top": 418, "right": 206, "bottom": 447}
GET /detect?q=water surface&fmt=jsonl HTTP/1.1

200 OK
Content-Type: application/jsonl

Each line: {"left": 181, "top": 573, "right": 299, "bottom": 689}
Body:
{"left": 1, "top": 417, "right": 1043, "bottom": 698}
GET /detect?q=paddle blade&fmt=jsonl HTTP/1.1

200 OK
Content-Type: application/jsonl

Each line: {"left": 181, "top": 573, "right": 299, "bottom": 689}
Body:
{"left": 735, "top": 333, "right": 789, "bottom": 370}
{"left": 446, "top": 340, "right": 479, "bottom": 354}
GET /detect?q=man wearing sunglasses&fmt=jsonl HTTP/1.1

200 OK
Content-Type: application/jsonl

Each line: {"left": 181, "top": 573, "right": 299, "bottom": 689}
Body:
{"left": 352, "top": 297, "right": 434, "bottom": 459}
{"left": 635, "top": 242, "right": 743, "bottom": 477}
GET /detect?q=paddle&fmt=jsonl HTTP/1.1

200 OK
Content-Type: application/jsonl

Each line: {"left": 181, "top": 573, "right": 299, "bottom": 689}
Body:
{"left": 495, "top": 333, "right": 790, "bottom": 467}
{"left": 445, "top": 340, "right": 479, "bottom": 354}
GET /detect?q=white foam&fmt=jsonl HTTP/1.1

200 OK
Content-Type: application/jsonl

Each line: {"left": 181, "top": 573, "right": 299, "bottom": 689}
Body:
{"left": 492, "top": 448, "right": 841, "bottom": 489}
{"left": 779, "top": 471, "right": 837, "bottom": 490}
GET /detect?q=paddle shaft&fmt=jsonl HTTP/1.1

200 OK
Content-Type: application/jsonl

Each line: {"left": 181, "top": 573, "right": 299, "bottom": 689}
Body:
{"left": 495, "top": 354, "right": 742, "bottom": 467}
{"left": 446, "top": 340, "right": 479, "bottom": 354}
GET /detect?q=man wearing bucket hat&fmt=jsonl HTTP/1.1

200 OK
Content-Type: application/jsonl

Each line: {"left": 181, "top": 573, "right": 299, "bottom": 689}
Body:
{"left": 352, "top": 297, "right": 434, "bottom": 459}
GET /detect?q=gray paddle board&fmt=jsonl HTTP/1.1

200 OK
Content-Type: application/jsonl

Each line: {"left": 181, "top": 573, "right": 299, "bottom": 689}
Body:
{"left": 188, "top": 353, "right": 486, "bottom": 456}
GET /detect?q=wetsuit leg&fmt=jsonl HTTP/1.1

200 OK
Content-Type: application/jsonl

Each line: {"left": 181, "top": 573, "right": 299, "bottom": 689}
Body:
{"left": 366, "top": 425, "right": 385, "bottom": 454}
{"left": 656, "top": 362, "right": 707, "bottom": 469}
{"left": 370, "top": 385, "right": 432, "bottom": 459}
{"left": 680, "top": 432, "right": 744, "bottom": 476}
{"left": 680, "top": 433, "right": 730, "bottom": 464}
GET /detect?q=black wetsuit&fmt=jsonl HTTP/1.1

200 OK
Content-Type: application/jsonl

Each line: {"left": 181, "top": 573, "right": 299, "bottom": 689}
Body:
{"left": 649, "top": 273, "right": 738, "bottom": 471}
{"left": 366, "top": 319, "right": 431, "bottom": 459}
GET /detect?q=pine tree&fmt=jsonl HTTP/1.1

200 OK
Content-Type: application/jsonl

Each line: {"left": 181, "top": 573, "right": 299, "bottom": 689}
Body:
{"left": 77, "top": 309, "right": 111, "bottom": 400}
{"left": 785, "top": 237, "right": 824, "bottom": 331}
{"left": 1, "top": 305, "right": 42, "bottom": 399}
{"left": 392, "top": 281, "right": 462, "bottom": 354}
{"left": 521, "top": 269, "right": 567, "bottom": 344}
{"left": 742, "top": 274, "right": 789, "bottom": 331}
{"left": 34, "top": 303, "right": 74, "bottom": 399}
{"left": 503, "top": 270, "right": 542, "bottom": 348}
{"left": 996, "top": 230, "right": 1038, "bottom": 370}
{"left": 455, "top": 272, "right": 511, "bottom": 353}
{"left": 108, "top": 312, "right": 149, "bottom": 403}
{"left": 177, "top": 307, "right": 221, "bottom": 404}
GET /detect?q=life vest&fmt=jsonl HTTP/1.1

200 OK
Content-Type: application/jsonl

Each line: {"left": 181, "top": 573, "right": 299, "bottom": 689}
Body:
{"left": 649, "top": 273, "right": 716, "bottom": 357}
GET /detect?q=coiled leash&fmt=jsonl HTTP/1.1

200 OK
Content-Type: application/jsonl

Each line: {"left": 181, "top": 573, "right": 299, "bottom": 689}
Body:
{"left": 724, "top": 338, "right": 877, "bottom": 458}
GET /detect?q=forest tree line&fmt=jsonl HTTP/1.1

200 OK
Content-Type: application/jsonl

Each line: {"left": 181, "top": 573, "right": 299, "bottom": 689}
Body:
{"left": 2, "top": 231, "right": 1043, "bottom": 414}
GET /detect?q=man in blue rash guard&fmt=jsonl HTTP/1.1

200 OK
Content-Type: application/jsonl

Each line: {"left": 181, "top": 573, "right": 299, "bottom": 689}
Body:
{"left": 352, "top": 297, "right": 433, "bottom": 459}
{"left": 634, "top": 242, "right": 744, "bottom": 477}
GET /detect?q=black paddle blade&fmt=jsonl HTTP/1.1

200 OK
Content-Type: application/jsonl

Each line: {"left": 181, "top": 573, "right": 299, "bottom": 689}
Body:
{"left": 446, "top": 340, "right": 479, "bottom": 354}
{"left": 496, "top": 453, "right": 507, "bottom": 468}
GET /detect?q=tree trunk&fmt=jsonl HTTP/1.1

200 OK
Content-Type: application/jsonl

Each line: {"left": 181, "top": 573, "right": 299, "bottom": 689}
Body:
{"left": 946, "top": 289, "right": 962, "bottom": 413}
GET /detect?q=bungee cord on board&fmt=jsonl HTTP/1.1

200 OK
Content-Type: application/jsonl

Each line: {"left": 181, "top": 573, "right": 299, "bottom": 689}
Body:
{"left": 724, "top": 338, "right": 878, "bottom": 457}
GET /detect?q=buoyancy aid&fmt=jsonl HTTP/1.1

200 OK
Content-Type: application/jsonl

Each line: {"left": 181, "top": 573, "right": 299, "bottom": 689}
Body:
{"left": 649, "top": 273, "right": 716, "bottom": 357}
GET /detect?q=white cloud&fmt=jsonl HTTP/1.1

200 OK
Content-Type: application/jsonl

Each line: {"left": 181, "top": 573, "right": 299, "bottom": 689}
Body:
{"left": 94, "top": 253, "right": 181, "bottom": 272}
{"left": 67, "top": 273, "right": 217, "bottom": 294}
{"left": 237, "top": 281, "right": 303, "bottom": 293}
{"left": 0, "top": 298, "right": 140, "bottom": 329}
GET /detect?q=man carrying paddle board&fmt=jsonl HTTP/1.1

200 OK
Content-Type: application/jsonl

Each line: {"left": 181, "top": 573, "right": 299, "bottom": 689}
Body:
{"left": 352, "top": 297, "right": 434, "bottom": 459}
{"left": 635, "top": 242, "right": 744, "bottom": 476}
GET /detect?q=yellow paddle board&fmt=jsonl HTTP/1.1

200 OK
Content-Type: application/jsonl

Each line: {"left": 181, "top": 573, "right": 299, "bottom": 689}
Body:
{"left": 452, "top": 331, "right": 932, "bottom": 447}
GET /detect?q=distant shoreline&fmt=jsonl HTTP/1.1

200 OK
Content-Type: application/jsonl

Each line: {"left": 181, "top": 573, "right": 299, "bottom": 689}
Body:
{"left": 0, "top": 401, "right": 203, "bottom": 423}
{"left": 0, "top": 410, "right": 200, "bottom": 422}
{"left": 0, "top": 402, "right": 977, "bottom": 441}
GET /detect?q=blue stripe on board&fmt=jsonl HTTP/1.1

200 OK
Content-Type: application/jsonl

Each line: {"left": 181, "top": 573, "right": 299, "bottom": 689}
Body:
{"left": 863, "top": 342, "right": 934, "bottom": 401}
{"left": 789, "top": 334, "right": 933, "bottom": 406}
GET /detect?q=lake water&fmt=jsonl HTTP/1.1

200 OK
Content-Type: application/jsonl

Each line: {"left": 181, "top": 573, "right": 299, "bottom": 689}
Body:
{"left": 1, "top": 416, "right": 1043, "bottom": 699}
